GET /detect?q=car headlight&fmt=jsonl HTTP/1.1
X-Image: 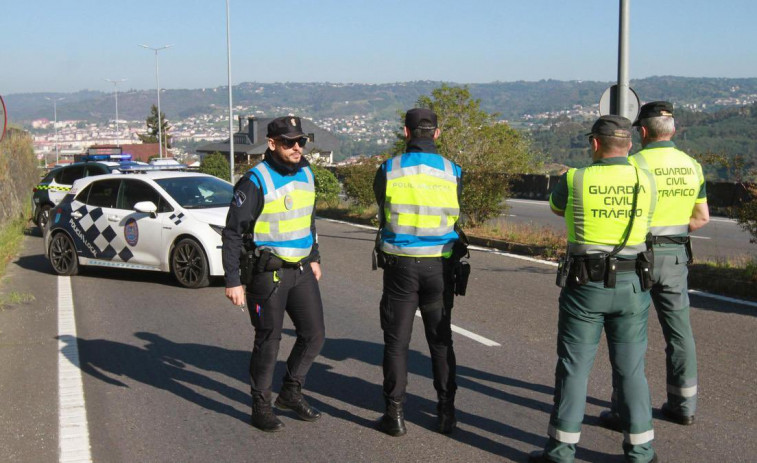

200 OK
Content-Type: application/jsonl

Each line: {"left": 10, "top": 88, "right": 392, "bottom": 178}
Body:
{"left": 209, "top": 224, "right": 225, "bottom": 236}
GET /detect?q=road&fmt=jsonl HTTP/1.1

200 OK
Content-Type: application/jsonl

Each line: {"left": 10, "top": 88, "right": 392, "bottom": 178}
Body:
{"left": 1, "top": 220, "right": 756, "bottom": 462}
{"left": 494, "top": 199, "right": 756, "bottom": 261}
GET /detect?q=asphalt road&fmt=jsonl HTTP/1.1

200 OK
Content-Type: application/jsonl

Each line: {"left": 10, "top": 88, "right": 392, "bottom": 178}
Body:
{"left": 493, "top": 199, "right": 756, "bottom": 261}
{"left": 1, "top": 220, "right": 756, "bottom": 462}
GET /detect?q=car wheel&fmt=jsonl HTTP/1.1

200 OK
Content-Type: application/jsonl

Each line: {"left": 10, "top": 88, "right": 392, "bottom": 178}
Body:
{"left": 49, "top": 232, "right": 79, "bottom": 276}
{"left": 37, "top": 204, "right": 52, "bottom": 234}
{"left": 171, "top": 238, "right": 210, "bottom": 288}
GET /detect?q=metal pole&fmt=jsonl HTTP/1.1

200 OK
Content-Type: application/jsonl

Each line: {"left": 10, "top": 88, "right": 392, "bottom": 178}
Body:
{"left": 226, "top": 0, "right": 235, "bottom": 182}
{"left": 105, "top": 79, "right": 126, "bottom": 146}
{"left": 46, "top": 97, "right": 64, "bottom": 164}
{"left": 617, "top": 0, "right": 631, "bottom": 118}
{"left": 140, "top": 44, "right": 172, "bottom": 159}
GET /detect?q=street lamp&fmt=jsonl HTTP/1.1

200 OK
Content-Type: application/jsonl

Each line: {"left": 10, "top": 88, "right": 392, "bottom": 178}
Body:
{"left": 226, "top": 0, "right": 235, "bottom": 182}
{"left": 104, "top": 78, "right": 127, "bottom": 146}
{"left": 45, "top": 96, "right": 65, "bottom": 165}
{"left": 139, "top": 44, "right": 173, "bottom": 158}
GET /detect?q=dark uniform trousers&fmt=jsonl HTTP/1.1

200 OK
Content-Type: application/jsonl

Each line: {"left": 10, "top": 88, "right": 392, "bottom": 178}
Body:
{"left": 546, "top": 271, "right": 655, "bottom": 463}
{"left": 380, "top": 256, "right": 457, "bottom": 402}
{"left": 246, "top": 264, "right": 325, "bottom": 401}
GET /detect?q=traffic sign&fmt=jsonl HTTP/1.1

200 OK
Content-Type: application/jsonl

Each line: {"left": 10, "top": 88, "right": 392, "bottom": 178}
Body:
{"left": 599, "top": 85, "right": 640, "bottom": 120}
{"left": 0, "top": 94, "right": 7, "bottom": 143}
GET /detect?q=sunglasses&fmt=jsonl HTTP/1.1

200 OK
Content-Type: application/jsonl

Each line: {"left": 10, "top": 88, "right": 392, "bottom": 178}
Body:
{"left": 278, "top": 137, "right": 308, "bottom": 149}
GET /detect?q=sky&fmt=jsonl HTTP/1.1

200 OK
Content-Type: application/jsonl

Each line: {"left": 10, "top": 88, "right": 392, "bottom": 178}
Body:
{"left": 2, "top": 0, "right": 756, "bottom": 95}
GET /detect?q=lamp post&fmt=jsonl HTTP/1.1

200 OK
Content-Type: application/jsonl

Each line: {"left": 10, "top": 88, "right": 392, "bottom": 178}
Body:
{"left": 104, "top": 78, "right": 127, "bottom": 146}
{"left": 45, "top": 96, "right": 65, "bottom": 165}
{"left": 139, "top": 44, "right": 172, "bottom": 158}
{"left": 226, "top": 0, "right": 235, "bottom": 182}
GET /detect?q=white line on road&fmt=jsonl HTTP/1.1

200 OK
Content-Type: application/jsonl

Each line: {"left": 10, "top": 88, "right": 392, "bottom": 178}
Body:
{"left": 58, "top": 276, "right": 93, "bottom": 463}
{"left": 507, "top": 199, "right": 550, "bottom": 206}
{"left": 415, "top": 311, "right": 501, "bottom": 347}
{"left": 689, "top": 290, "right": 757, "bottom": 308}
{"left": 690, "top": 236, "right": 711, "bottom": 240}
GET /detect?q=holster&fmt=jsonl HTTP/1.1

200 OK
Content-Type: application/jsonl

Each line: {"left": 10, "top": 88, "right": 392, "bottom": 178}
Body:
{"left": 239, "top": 249, "right": 257, "bottom": 286}
{"left": 684, "top": 239, "right": 694, "bottom": 264}
{"left": 253, "top": 248, "right": 284, "bottom": 274}
{"left": 636, "top": 250, "right": 654, "bottom": 291}
{"left": 453, "top": 260, "right": 471, "bottom": 296}
{"left": 556, "top": 255, "right": 572, "bottom": 288}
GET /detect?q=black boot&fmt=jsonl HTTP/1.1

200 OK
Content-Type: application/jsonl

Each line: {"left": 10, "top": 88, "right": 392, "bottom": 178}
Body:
{"left": 378, "top": 398, "right": 406, "bottom": 437}
{"left": 437, "top": 400, "right": 457, "bottom": 434}
{"left": 274, "top": 382, "right": 321, "bottom": 422}
{"left": 251, "top": 397, "right": 284, "bottom": 432}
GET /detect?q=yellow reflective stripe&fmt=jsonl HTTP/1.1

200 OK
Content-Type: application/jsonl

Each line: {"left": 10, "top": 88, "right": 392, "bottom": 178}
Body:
{"left": 263, "top": 190, "right": 315, "bottom": 214}
{"left": 279, "top": 214, "right": 311, "bottom": 233}
{"left": 256, "top": 221, "right": 270, "bottom": 234}
{"left": 397, "top": 213, "right": 441, "bottom": 229}
{"left": 387, "top": 173, "right": 457, "bottom": 207}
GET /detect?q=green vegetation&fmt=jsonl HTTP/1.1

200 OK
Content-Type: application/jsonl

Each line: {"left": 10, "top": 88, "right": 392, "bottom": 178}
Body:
{"left": 0, "top": 291, "right": 36, "bottom": 310}
{"left": 138, "top": 104, "right": 172, "bottom": 150}
{"left": 0, "top": 214, "right": 29, "bottom": 279}
{"left": 311, "top": 164, "right": 341, "bottom": 208}
{"left": 339, "top": 156, "right": 385, "bottom": 208}
{"left": 198, "top": 152, "right": 231, "bottom": 182}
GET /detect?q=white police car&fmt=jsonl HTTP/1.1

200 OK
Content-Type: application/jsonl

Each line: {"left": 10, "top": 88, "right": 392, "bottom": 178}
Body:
{"left": 44, "top": 171, "right": 232, "bottom": 288}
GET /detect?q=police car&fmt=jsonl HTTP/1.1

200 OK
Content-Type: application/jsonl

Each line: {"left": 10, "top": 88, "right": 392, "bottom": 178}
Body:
{"left": 44, "top": 170, "right": 232, "bottom": 288}
{"left": 32, "top": 155, "right": 146, "bottom": 233}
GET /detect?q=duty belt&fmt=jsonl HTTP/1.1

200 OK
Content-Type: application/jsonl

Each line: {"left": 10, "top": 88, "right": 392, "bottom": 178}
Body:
{"left": 652, "top": 235, "right": 690, "bottom": 245}
{"left": 384, "top": 254, "right": 444, "bottom": 265}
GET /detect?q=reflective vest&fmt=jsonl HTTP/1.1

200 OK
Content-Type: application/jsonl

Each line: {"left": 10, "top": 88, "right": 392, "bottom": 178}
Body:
{"left": 379, "top": 152, "right": 461, "bottom": 257}
{"left": 249, "top": 161, "right": 315, "bottom": 263}
{"left": 564, "top": 163, "right": 656, "bottom": 257}
{"left": 629, "top": 146, "right": 705, "bottom": 236}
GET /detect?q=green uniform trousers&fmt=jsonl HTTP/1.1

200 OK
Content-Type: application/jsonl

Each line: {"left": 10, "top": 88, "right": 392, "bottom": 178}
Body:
{"left": 610, "top": 244, "right": 697, "bottom": 417}
{"left": 545, "top": 271, "right": 655, "bottom": 463}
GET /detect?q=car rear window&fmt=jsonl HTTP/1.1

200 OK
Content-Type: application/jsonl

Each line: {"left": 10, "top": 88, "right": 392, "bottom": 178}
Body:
{"left": 85, "top": 179, "right": 121, "bottom": 208}
{"left": 58, "top": 165, "right": 87, "bottom": 185}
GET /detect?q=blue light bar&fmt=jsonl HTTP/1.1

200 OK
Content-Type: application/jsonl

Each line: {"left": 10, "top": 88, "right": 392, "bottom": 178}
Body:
{"left": 81, "top": 154, "right": 133, "bottom": 162}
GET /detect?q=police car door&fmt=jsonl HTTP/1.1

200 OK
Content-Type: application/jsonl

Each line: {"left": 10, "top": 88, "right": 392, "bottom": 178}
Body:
{"left": 116, "top": 179, "right": 167, "bottom": 268}
{"left": 50, "top": 164, "right": 86, "bottom": 205}
{"left": 70, "top": 178, "right": 127, "bottom": 263}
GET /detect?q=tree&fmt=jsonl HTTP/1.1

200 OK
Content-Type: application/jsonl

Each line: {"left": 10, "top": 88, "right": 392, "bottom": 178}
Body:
{"left": 412, "top": 85, "right": 538, "bottom": 226}
{"left": 198, "top": 152, "right": 231, "bottom": 182}
{"left": 138, "top": 104, "right": 172, "bottom": 151}
{"left": 341, "top": 156, "right": 386, "bottom": 209}
{"left": 311, "top": 164, "right": 341, "bottom": 208}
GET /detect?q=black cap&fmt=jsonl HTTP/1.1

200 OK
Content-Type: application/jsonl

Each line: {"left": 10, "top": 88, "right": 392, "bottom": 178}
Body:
{"left": 587, "top": 115, "right": 632, "bottom": 138}
{"left": 267, "top": 116, "right": 306, "bottom": 139}
{"left": 405, "top": 108, "right": 438, "bottom": 130}
{"left": 633, "top": 101, "right": 674, "bottom": 126}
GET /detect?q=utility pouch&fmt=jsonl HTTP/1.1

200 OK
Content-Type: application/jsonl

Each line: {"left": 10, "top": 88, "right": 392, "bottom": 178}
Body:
{"left": 253, "top": 248, "right": 284, "bottom": 273}
{"left": 604, "top": 257, "right": 617, "bottom": 288}
{"left": 636, "top": 250, "right": 654, "bottom": 291}
{"left": 240, "top": 249, "right": 257, "bottom": 286}
{"left": 571, "top": 259, "right": 589, "bottom": 286}
{"left": 585, "top": 256, "right": 606, "bottom": 282}
{"left": 373, "top": 249, "right": 387, "bottom": 270}
{"left": 453, "top": 260, "right": 471, "bottom": 296}
{"left": 556, "top": 256, "right": 572, "bottom": 288}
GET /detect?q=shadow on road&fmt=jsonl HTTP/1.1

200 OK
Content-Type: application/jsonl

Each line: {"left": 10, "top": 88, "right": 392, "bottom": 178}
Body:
{"left": 59, "top": 331, "right": 617, "bottom": 462}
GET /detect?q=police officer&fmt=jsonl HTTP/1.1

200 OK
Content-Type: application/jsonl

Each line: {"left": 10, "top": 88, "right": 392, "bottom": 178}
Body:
{"left": 599, "top": 102, "right": 709, "bottom": 430}
{"left": 223, "top": 116, "right": 325, "bottom": 432}
{"left": 373, "top": 108, "right": 463, "bottom": 437}
{"left": 530, "top": 115, "right": 658, "bottom": 463}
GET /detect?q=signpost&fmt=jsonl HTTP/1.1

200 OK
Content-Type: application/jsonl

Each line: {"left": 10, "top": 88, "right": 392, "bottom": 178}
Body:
{"left": 599, "top": 84, "right": 640, "bottom": 120}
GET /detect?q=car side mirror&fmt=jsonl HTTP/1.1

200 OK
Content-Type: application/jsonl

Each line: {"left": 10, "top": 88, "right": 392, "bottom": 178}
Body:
{"left": 134, "top": 201, "right": 158, "bottom": 218}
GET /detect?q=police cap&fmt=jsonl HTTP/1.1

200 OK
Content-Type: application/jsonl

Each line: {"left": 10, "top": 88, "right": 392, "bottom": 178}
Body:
{"left": 405, "top": 108, "right": 438, "bottom": 130}
{"left": 587, "top": 115, "right": 632, "bottom": 138}
{"left": 632, "top": 101, "right": 674, "bottom": 126}
{"left": 267, "top": 116, "right": 306, "bottom": 139}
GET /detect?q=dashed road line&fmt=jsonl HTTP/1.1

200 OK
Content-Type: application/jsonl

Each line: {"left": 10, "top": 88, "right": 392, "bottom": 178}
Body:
{"left": 58, "top": 276, "right": 93, "bottom": 463}
{"left": 414, "top": 311, "right": 501, "bottom": 347}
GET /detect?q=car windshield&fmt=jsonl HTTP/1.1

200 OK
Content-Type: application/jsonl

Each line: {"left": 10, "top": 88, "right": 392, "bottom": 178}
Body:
{"left": 155, "top": 176, "right": 233, "bottom": 209}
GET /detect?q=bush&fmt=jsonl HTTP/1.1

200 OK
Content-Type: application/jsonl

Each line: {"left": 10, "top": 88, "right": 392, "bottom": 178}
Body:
{"left": 339, "top": 157, "right": 385, "bottom": 208}
{"left": 311, "top": 164, "right": 341, "bottom": 207}
{"left": 735, "top": 183, "right": 757, "bottom": 243}
{"left": 0, "top": 129, "right": 37, "bottom": 227}
{"left": 199, "top": 152, "right": 231, "bottom": 182}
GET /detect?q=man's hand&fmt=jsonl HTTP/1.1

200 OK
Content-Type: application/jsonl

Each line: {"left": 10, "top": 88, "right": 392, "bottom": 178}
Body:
{"left": 310, "top": 261, "right": 322, "bottom": 281}
{"left": 225, "top": 285, "right": 246, "bottom": 307}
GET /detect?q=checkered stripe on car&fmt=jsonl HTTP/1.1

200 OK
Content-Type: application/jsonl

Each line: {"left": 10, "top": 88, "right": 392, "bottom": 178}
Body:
{"left": 169, "top": 212, "right": 185, "bottom": 225}
{"left": 71, "top": 202, "right": 134, "bottom": 262}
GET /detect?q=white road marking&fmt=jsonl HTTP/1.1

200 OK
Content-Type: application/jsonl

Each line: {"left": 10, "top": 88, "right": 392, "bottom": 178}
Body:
{"left": 415, "top": 311, "right": 501, "bottom": 347}
{"left": 58, "top": 276, "right": 93, "bottom": 463}
{"left": 690, "top": 236, "right": 711, "bottom": 240}
{"left": 709, "top": 217, "right": 736, "bottom": 224}
{"left": 507, "top": 199, "right": 550, "bottom": 206}
{"left": 688, "top": 290, "right": 757, "bottom": 308}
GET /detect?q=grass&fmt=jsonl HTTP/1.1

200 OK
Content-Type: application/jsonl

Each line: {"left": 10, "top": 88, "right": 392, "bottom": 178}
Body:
{"left": 0, "top": 291, "right": 36, "bottom": 310}
{"left": 0, "top": 213, "right": 30, "bottom": 278}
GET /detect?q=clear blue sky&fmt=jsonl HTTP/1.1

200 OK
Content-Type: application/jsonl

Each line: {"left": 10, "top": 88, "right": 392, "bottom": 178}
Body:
{"left": 2, "top": 0, "right": 756, "bottom": 94}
